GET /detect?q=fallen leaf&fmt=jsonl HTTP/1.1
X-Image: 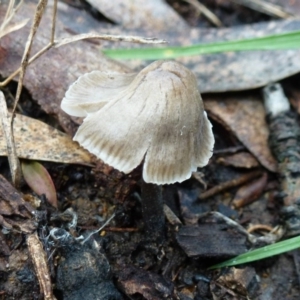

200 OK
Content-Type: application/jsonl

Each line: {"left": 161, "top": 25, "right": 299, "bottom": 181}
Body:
{"left": 204, "top": 94, "right": 277, "bottom": 172}
{"left": 216, "top": 152, "right": 260, "bottom": 169}
{"left": 86, "top": 0, "right": 189, "bottom": 32}
{"left": 105, "top": 19, "right": 300, "bottom": 93}
{"left": 0, "top": 113, "right": 92, "bottom": 165}
{"left": 0, "top": 1, "right": 131, "bottom": 134}
{"left": 1, "top": 2, "right": 300, "bottom": 130}
{"left": 22, "top": 161, "right": 57, "bottom": 208}
{"left": 176, "top": 214, "right": 248, "bottom": 258}
{"left": 0, "top": 174, "right": 36, "bottom": 233}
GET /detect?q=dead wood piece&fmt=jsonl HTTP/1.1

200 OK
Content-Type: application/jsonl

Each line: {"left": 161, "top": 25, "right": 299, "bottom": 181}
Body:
{"left": 27, "top": 232, "right": 56, "bottom": 300}
{"left": 176, "top": 213, "right": 249, "bottom": 259}
{"left": 264, "top": 83, "right": 300, "bottom": 236}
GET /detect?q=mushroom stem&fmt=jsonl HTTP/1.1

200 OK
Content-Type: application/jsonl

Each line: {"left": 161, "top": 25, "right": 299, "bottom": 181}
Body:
{"left": 141, "top": 180, "right": 165, "bottom": 242}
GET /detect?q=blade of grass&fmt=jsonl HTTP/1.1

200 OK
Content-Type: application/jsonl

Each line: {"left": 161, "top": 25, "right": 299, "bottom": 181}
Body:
{"left": 209, "top": 235, "right": 300, "bottom": 269}
{"left": 103, "top": 29, "right": 300, "bottom": 60}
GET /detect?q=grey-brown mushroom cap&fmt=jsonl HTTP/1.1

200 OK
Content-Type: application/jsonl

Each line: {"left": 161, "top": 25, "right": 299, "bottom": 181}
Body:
{"left": 65, "top": 60, "right": 214, "bottom": 184}
{"left": 61, "top": 71, "right": 136, "bottom": 117}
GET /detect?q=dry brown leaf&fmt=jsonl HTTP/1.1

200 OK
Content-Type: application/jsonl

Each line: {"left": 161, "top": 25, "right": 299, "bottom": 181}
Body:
{"left": 204, "top": 95, "right": 277, "bottom": 172}
{"left": 216, "top": 152, "right": 260, "bottom": 169}
{"left": 100, "top": 18, "right": 300, "bottom": 93}
{"left": 0, "top": 113, "right": 92, "bottom": 165}
{"left": 85, "top": 0, "right": 189, "bottom": 32}
{"left": 0, "top": 1, "right": 131, "bottom": 134}
{"left": 1, "top": 2, "right": 300, "bottom": 127}
{"left": 0, "top": 174, "right": 36, "bottom": 233}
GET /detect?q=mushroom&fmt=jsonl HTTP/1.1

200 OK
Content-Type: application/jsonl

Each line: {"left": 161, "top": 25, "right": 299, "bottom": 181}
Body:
{"left": 61, "top": 60, "right": 214, "bottom": 241}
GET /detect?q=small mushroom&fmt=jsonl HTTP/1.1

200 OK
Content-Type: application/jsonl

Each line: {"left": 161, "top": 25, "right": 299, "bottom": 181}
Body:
{"left": 61, "top": 61, "right": 214, "bottom": 240}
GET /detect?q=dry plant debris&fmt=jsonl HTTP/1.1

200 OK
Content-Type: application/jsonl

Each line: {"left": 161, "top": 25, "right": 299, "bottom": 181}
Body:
{"left": 216, "top": 151, "right": 260, "bottom": 169}
{"left": 1, "top": 0, "right": 300, "bottom": 299}
{"left": 22, "top": 161, "right": 58, "bottom": 208}
{"left": 85, "top": 0, "right": 189, "bottom": 31}
{"left": 0, "top": 174, "right": 35, "bottom": 234}
{"left": 205, "top": 95, "right": 277, "bottom": 172}
{"left": 27, "top": 232, "right": 57, "bottom": 300}
{"left": 0, "top": 113, "right": 92, "bottom": 165}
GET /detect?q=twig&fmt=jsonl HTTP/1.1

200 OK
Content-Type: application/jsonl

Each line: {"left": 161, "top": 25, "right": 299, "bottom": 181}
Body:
{"left": 11, "top": 0, "right": 49, "bottom": 117}
{"left": 230, "top": 0, "right": 294, "bottom": 18}
{"left": 198, "top": 170, "right": 262, "bottom": 200}
{"left": 0, "top": 92, "right": 21, "bottom": 186}
{"left": 27, "top": 232, "right": 57, "bottom": 300}
{"left": 182, "top": 0, "right": 223, "bottom": 27}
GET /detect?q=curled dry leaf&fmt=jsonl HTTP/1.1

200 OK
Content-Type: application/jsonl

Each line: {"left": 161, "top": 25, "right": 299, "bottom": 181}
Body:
{"left": 22, "top": 161, "right": 57, "bottom": 208}
{"left": 0, "top": 113, "right": 92, "bottom": 165}
{"left": 61, "top": 60, "right": 214, "bottom": 184}
{"left": 204, "top": 95, "right": 277, "bottom": 172}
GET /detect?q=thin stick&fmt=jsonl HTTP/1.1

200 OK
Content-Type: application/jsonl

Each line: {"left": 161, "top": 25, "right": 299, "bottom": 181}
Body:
{"left": 182, "top": 0, "right": 223, "bottom": 27}
{"left": 0, "top": 92, "right": 21, "bottom": 186}
{"left": 198, "top": 170, "right": 262, "bottom": 200}
{"left": 27, "top": 232, "right": 57, "bottom": 300}
{"left": 230, "top": 0, "right": 294, "bottom": 18}
{"left": 11, "top": 0, "right": 48, "bottom": 117}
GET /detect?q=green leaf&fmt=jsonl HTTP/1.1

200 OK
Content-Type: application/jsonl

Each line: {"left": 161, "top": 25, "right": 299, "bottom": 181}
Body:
{"left": 103, "top": 29, "right": 300, "bottom": 60}
{"left": 209, "top": 235, "right": 300, "bottom": 269}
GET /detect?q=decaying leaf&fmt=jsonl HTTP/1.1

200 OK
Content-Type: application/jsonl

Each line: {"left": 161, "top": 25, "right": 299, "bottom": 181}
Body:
{"left": 22, "top": 161, "right": 57, "bottom": 208}
{"left": 216, "top": 152, "right": 260, "bottom": 169}
{"left": 85, "top": 0, "right": 189, "bottom": 32}
{"left": 0, "top": 113, "right": 92, "bottom": 165}
{"left": 204, "top": 95, "right": 277, "bottom": 172}
{"left": 1, "top": 0, "right": 300, "bottom": 137}
{"left": 0, "top": 174, "right": 36, "bottom": 233}
{"left": 0, "top": 1, "right": 131, "bottom": 134}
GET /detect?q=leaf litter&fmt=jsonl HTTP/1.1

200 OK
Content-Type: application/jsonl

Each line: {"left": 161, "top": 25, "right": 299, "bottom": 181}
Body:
{"left": 0, "top": 0, "right": 300, "bottom": 299}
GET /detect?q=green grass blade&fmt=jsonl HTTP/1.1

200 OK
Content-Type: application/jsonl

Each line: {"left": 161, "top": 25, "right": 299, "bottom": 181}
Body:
{"left": 103, "top": 29, "right": 300, "bottom": 60}
{"left": 209, "top": 235, "right": 300, "bottom": 269}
